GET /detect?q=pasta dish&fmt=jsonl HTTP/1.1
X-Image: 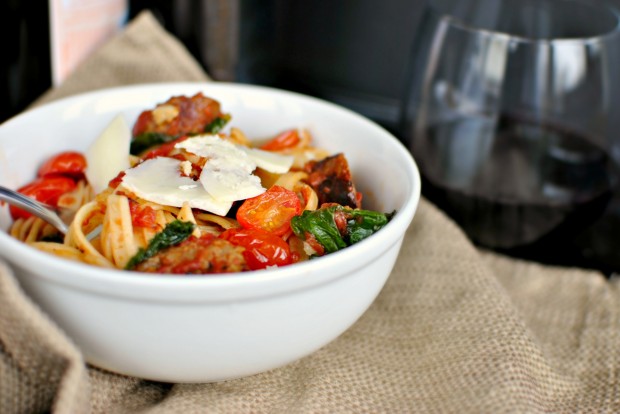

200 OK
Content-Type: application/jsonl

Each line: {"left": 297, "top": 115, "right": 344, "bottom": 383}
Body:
{"left": 8, "top": 93, "right": 392, "bottom": 274}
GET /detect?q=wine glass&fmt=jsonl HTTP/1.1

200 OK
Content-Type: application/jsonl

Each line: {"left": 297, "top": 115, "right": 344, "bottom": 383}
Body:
{"left": 401, "top": 0, "right": 620, "bottom": 272}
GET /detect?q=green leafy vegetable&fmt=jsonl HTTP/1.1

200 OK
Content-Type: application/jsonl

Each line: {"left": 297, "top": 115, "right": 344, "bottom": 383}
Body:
{"left": 290, "top": 205, "right": 394, "bottom": 255}
{"left": 347, "top": 209, "right": 394, "bottom": 244}
{"left": 204, "top": 114, "right": 231, "bottom": 134}
{"left": 291, "top": 207, "right": 347, "bottom": 254}
{"left": 125, "top": 220, "right": 195, "bottom": 270}
{"left": 130, "top": 132, "right": 176, "bottom": 155}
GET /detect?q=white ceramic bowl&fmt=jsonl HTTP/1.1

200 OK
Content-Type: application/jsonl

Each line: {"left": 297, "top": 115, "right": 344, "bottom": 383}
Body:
{"left": 0, "top": 83, "right": 420, "bottom": 382}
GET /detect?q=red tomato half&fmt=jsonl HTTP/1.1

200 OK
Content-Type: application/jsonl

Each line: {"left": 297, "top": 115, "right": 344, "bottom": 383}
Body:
{"left": 129, "top": 202, "right": 158, "bottom": 230}
{"left": 236, "top": 186, "right": 302, "bottom": 236}
{"left": 38, "top": 151, "right": 87, "bottom": 178}
{"left": 260, "top": 129, "right": 300, "bottom": 151}
{"left": 220, "top": 228, "right": 292, "bottom": 270}
{"left": 9, "top": 176, "right": 77, "bottom": 220}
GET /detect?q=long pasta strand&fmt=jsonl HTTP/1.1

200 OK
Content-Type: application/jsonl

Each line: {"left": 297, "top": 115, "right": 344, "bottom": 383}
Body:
{"left": 177, "top": 202, "right": 201, "bottom": 237}
{"left": 101, "top": 194, "right": 139, "bottom": 268}
{"left": 66, "top": 201, "right": 113, "bottom": 266}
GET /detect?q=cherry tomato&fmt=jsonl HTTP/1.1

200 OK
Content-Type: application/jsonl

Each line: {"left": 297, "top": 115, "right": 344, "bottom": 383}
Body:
{"left": 129, "top": 202, "right": 158, "bottom": 230}
{"left": 38, "top": 151, "right": 87, "bottom": 178}
{"left": 9, "top": 176, "right": 77, "bottom": 220}
{"left": 132, "top": 111, "right": 154, "bottom": 137}
{"left": 220, "top": 228, "right": 292, "bottom": 270}
{"left": 260, "top": 129, "right": 300, "bottom": 151}
{"left": 237, "top": 186, "right": 302, "bottom": 236}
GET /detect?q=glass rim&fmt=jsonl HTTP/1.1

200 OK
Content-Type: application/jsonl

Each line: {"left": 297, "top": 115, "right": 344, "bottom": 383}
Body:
{"left": 427, "top": 0, "right": 620, "bottom": 44}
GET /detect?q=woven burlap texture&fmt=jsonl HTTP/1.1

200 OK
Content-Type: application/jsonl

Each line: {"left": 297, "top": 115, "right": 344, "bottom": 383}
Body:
{"left": 1, "top": 10, "right": 619, "bottom": 414}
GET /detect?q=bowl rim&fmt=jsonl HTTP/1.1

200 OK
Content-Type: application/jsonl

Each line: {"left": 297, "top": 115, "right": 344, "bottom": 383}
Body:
{"left": 0, "top": 82, "right": 421, "bottom": 301}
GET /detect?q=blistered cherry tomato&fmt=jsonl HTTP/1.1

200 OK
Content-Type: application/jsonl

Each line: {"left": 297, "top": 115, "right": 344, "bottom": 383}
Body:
{"left": 236, "top": 186, "right": 302, "bottom": 236}
{"left": 9, "top": 176, "right": 77, "bottom": 220}
{"left": 129, "top": 202, "right": 158, "bottom": 230}
{"left": 260, "top": 129, "right": 300, "bottom": 151}
{"left": 220, "top": 228, "right": 292, "bottom": 270}
{"left": 37, "top": 151, "right": 87, "bottom": 178}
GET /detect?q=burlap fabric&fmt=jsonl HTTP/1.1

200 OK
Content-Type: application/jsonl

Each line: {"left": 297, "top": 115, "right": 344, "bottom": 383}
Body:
{"left": 1, "top": 11, "right": 619, "bottom": 413}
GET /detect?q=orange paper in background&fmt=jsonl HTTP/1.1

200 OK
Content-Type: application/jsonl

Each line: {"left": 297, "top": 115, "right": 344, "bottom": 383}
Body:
{"left": 50, "top": 0, "right": 128, "bottom": 86}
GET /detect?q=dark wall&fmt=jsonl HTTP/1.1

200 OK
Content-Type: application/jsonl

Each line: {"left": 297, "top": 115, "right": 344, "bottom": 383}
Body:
{"left": 236, "top": 1, "right": 424, "bottom": 133}
{"left": 1, "top": 0, "right": 50, "bottom": 123}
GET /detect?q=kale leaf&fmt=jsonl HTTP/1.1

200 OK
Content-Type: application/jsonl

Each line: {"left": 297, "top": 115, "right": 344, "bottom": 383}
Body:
{"left": 291, "top": 208, "right": 347, "bottom": 254}
{"left": 125, "top": 220, "right": 195, "bottom": 270}
{"left": 290, "top": 205, "right": 394, "bottom": 255}
{"left": 204, "top": 114, "right": 231, "bottom": 134}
